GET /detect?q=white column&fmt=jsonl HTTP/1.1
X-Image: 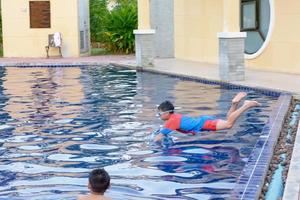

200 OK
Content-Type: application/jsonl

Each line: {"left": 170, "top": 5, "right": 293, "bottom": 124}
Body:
{"left": 134, "top": 0, "right": 156, "bottom": 67}
{"left": 218, "top": 0, "right": 247, "bottom": 81}
{"left": 137, "top": 0, "right": 150, "bottom": 29}
{"left": 223, "top": 0, "right": 229, "bottom": 32}
{"left": 223, "top": 0, "right": 240, "bottom": 32}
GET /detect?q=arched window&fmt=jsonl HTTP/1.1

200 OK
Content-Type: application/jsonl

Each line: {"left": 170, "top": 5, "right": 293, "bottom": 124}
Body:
{"left": 241, "top": 0, "right": 270, "bottom": 55}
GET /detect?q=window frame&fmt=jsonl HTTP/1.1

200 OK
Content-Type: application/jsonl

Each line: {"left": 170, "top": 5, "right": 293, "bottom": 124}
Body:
{"left": 240, "top": 0, "right": 259, "bottom": 32}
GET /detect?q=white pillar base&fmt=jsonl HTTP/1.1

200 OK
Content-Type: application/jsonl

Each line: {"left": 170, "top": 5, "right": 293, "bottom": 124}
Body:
{"left": 134, "top": 29, "right": 156, "bottom": 67}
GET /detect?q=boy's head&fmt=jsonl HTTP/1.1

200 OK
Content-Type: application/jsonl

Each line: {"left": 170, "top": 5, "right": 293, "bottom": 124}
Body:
{"left": 88, "top": 168, "right": 110, "bottom": 194}
{"left": 157, "top": 101, "right": 174, "bottom": 120}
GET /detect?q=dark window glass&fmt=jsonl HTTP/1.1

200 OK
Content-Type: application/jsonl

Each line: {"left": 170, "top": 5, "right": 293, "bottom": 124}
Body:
{"left": 241, "top": 1, "right": 257, "bottom": 30}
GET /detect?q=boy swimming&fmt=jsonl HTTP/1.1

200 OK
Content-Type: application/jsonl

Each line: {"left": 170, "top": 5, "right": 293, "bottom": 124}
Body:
{"left": 154, "top": 92, "right": 260, "bottom": 142}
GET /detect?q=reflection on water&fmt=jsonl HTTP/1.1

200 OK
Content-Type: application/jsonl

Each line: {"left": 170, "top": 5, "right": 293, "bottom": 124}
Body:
{"left": 0, "top": 66, "right": 277, "bottom": 199}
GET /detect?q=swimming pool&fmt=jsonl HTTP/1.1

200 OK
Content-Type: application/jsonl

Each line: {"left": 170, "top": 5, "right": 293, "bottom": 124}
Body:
{"left": 0, "top": 66, "right": 278, "bottom": 199}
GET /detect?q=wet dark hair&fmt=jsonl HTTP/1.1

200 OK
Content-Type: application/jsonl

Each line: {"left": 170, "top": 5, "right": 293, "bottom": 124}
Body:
{"left": 89, "top": 168, "right": 110, "bottom": 194}
{"left": 158, "top": 101, "right": 174, "bottom": 113}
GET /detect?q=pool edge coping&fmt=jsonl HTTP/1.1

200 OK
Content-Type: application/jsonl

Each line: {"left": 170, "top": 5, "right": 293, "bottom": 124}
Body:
{"left": 0, "top": 62, "right": 102, "bottom": 68}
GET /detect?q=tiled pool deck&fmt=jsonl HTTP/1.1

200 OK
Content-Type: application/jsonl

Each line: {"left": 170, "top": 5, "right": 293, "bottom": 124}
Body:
{"left": 0, "top": 55, "right": 134, "bottom": 67}
{"left": 0, "top": 56, "right": 299, "bottom": 199}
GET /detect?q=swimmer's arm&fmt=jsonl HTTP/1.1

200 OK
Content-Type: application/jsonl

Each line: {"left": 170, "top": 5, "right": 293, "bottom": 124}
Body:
{"left": 154, "top": 133, "right": 164, "bottom": 142}
{"left": 154, "top": 128, "right": 173, "bottom": 142}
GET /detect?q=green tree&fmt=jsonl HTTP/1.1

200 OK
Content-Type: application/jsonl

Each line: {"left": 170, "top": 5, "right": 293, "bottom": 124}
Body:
{"left": 102, "top": 0, "right": 137, "bottom": 54}
{"left": 89, "top": 0, "right": 109, "bottom": 43}
{"left": 89, "top": 0, "right": 137, "bottom": 54}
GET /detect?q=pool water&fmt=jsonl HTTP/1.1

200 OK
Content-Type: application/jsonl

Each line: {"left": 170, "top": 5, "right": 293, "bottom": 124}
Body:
{"left": 0, "top": 66, "right": 277, "bottom": 200}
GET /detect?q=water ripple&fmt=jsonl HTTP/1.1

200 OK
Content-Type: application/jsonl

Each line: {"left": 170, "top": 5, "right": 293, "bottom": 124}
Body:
{"left": 0, "top": 66, "right": 278, "bottom": 199}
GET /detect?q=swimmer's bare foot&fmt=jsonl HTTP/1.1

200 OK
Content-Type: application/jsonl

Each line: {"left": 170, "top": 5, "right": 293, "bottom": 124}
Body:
{"left": 232, "top": 92, "right": 247, "bottom": 105}
{"left": 243, "top": 100, "right": 261, "bottom": 108}
{"left": 227, "top": 92, "right": 248, "bottom": 118}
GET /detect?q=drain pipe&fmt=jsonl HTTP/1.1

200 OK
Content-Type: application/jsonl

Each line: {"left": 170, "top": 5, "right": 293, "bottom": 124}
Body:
{"left": 265, "top": 156, "right": 285, "bottom": 199}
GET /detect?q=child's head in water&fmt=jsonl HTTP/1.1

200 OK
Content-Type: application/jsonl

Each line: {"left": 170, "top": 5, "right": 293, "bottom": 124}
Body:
{"left": 157, "top": 101, "right": 174, "bottom": 120}
{"left": 88, "top": 168, "right": 110, "bottom": 194}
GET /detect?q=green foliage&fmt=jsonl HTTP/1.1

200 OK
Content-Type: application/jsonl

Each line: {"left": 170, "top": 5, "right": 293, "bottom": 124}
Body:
{"left": 89, "top": 0, "right": 109, "bottom": 42}
{"left": 102, "top": 0, "right": 137, "bottom": 54}
{"left": 91, "top": 48, "right": 109, "bottom": 55}
{"left": 0, "top": 3, "right": 2, "bottom": 45}
{"left": 90, "top": 0, "right": 137, "bottom": 54}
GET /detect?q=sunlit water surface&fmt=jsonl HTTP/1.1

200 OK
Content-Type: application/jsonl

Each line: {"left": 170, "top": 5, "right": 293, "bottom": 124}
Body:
{"left": 0, "top": 66, "right": 278, "bottom": 200}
